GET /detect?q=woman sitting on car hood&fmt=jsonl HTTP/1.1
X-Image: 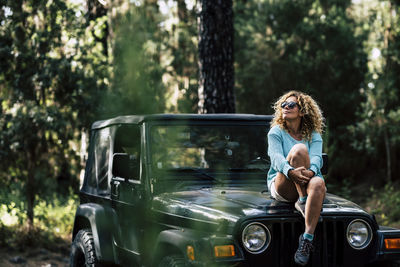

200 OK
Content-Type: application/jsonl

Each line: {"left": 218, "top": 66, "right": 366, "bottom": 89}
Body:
{"left": 267, "top": 90, "right": 326, "bottom": 266}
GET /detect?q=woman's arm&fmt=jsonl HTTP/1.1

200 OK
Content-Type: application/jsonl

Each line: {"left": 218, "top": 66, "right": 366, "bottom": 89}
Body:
{"left": 309, "top": 132, "right": 323, "bottom": 176}
{"left": 268, "top": 128, "right": 293, "bottom": 179}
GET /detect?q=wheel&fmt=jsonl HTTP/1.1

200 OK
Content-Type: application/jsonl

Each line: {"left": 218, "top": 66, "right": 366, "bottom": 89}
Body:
{"left": 70, "top": 229, "right": 99, "bottom": 267}
{"left": 158, "top": 255, "right": 186, "bottom": 267}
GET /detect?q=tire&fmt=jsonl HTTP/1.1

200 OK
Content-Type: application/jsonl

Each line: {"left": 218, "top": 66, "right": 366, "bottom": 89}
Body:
{"left": 70, "top": 229, "right": 99, "bottom": 267}
{"left": 158, "top": 255, "right": 186, "bottom": 267}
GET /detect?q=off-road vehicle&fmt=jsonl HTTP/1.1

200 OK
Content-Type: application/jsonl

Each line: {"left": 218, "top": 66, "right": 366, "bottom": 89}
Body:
{"left": 70, "top": 114, "right": 400, "bottom": 266}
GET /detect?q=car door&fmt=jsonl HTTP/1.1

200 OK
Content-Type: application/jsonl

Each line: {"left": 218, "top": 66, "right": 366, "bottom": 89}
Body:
{"left": 110, "top": 124, "right": 146, "bottom": 263}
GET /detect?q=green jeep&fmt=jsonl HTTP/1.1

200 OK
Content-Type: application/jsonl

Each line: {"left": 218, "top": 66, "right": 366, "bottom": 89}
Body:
{"left": 70, "top": 114, "right": 400, "bottom": 266}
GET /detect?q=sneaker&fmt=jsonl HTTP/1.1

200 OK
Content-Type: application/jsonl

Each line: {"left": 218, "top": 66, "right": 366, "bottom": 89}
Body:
{"left": 294, "top": 235, "right": 314, "bottom": 266}
{"left": 295, "top": 200, "right": 306, "bottom": 218}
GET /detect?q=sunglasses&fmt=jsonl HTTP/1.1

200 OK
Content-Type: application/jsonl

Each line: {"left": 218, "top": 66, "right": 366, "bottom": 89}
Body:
{"left": 281, "top": 101, "right": 299, "bottom": 109}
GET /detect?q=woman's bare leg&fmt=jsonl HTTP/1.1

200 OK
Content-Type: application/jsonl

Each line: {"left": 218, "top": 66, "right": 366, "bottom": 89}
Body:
{"left": 273, "top": 143, "right": 325, "bottom": 235}
{"left": 274, "top": 144, "right": 309, "bottom": 200}
{"left": 273, "top": 172, "right": 298, "bottom": 201}
{"left": 287, "top": 144, "right": 310, "bottom": 198}
{"left": 305, "top": 178, "right": 326, "bottom": 234}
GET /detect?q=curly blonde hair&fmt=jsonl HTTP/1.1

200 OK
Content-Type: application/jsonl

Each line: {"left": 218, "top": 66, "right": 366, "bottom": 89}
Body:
{"left": 271, "top": 91, "right": 325, "bottom": 140}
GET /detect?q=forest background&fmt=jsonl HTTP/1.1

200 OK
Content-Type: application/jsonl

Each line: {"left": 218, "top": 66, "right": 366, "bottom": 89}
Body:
{"left": 1, "top": 0, "right": 400, "bottom": 254}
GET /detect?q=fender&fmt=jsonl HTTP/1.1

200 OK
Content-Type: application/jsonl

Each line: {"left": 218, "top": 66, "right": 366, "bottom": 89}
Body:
{"left": 156, "top": 229, "right": 200, "bottom": 252}
{"left": 72, "top": 203, "right": 118, "bottom": 263}
{"left": 153, "top": 229, "right": 244, "bottom": 265}
{"left": 153, "top": 229, "right": 208, "bottom": 264}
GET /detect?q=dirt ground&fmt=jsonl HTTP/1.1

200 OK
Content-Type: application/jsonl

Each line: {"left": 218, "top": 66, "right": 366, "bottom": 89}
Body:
{"left": 0, "top": 243, "right": 70, "bottom": 267}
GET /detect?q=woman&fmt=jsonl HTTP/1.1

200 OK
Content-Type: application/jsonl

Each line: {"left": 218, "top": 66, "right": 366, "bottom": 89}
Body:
{"left": 267, "top": 91, "right": 326, "bottom": 266}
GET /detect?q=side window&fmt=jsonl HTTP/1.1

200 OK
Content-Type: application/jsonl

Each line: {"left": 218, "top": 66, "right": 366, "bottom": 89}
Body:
{"left": 95, "top": 128, "right": 111, "bottom": 191}
{"left": 114, "top": 125, "right": 141, "bottom": 180}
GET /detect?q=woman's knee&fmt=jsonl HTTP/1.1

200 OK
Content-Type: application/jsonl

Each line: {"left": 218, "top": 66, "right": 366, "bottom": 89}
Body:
{"left": 291, "top": 143, "right": 308, "bottom": 154}
{"left": 288, "top": 144, "right": 309, "bottom": 164}
{"left": 308, "top": 178, "right": 326, "bottom": 195}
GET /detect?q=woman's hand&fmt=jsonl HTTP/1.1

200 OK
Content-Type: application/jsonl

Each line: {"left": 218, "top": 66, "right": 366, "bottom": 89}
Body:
{"left": 288, "top": 167, "right": 310, "bottom": 185}
{"left": 301, "top": 169, "right": 315, "bottom": 178}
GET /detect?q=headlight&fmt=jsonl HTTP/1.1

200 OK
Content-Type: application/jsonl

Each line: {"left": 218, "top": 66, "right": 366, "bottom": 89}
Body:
{"left": 242, "top": 222, "right": 271, "bottom": 254}
{"left": 346, "top": 219, "right": 372, "bottom": 249}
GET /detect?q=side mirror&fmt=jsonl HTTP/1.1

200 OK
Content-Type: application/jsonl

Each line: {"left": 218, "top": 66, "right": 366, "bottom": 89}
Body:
{"left": 112, "top": 153, "right": 138, "bottom": 180}
{"left": 321, "top": 153, "right": 328, "bottom": 175}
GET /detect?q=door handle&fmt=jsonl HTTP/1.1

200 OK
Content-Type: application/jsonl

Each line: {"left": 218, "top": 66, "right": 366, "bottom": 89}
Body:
{"left": 111, "top": 181, "right": 120, "bottom": 198}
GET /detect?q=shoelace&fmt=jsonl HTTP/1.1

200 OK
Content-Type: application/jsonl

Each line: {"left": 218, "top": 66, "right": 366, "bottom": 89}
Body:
{"left": 299, "top": 239, "right": 314, "bottom": 255}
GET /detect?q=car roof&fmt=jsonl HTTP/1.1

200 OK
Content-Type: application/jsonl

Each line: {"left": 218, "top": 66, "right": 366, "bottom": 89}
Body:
{"left": 91, "top": 114, "right": 273, "bottom": 130}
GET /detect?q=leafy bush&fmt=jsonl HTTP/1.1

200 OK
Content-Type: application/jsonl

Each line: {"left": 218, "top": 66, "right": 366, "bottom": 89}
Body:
{"left": 34, "top": 196, "right": 77, "bottom": 239}
{"left": 367, "top": 183, "right": 400, "bottom": 228}
{"left": 0, "top": 194, "right": 78, "bottom": 251}
{"left": 327, "top": 179, "right": 353, "bottom": 201}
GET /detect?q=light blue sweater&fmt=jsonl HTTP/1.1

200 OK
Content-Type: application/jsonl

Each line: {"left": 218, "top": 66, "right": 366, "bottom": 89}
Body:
{"left": 267, "top": 125, "right": 323, "bottom": 190}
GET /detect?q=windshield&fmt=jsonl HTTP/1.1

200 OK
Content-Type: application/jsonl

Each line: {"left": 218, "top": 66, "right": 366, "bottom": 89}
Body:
{"left": 150, "top": 123, "right": 269, "bottom": 172}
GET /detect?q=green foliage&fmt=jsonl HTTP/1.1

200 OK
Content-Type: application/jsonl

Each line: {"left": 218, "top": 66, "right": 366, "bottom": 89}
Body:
{"left": 0, "top": 0, "right": 107, "bottom": 226}
{"left": 348, "top": 1, "right": 400, "bottom": 182}
{"left": 168, "top": 1, "right": 199, "bottom": 113}
{"left": 327, "top": 179, "right": 352, "bottom": 200}
{"left": 235, "top": 0, "right": 367, "bottom": 116}
{"left": 369, "top": 183, "right": 400, "bottom": 227}
{"left": 1, "top": 0, "right": 400, "bottom": 247}
{"left": 98, "top": 3, "right": 166, "bottom": 117}
{"left": 0, "top": 195, "right": 77, "bottom": 250}
{"left": 34, "top": 195, "right": 78, "bottom": 237}
{"left": 234, "top": 0, "right": 368, "bottom": 183}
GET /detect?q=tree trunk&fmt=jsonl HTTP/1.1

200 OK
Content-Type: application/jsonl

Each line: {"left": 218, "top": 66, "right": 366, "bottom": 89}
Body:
{"left": 26, "top": 175, "right": 35, "bottom": 228}
{"left": 383, "top": 127, "right": 392, "bottom": 183}
{"left": 382, "top": 1, "right": 393, "bottom": 183}
{"left": 26, "top": 153, "right": 35, "bottom": 229}
{"left": 198, "top": 0, "right": 235, "bottom": 113}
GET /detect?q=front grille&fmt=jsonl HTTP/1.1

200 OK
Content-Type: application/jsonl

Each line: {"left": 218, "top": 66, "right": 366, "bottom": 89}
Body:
{"left": 272, "top": 219, "right": 345, "bottom": 267}
{"left": 243, "top": 219, "right": 346, "bottom": 267}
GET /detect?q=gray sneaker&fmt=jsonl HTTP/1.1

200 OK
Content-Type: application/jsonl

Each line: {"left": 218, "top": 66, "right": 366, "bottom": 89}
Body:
{"left": 295, "top": 200, "right": 306, "bottom": 218}
{"left": 294, "top": 234, "right": 314, "bottom": 266}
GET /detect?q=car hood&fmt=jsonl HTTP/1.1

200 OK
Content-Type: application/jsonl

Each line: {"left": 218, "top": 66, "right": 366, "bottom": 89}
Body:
{"left": 151, "top": 186, "right": 368, "bottom": 231}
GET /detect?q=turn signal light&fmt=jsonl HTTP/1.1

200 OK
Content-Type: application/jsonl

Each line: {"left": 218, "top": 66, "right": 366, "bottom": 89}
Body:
{"left": 385, "top": 238, "right": 400, "bottom": 249}
{"left": 214, "top": 245, "right": 235, "bottom": 258}
{"left": 187, "top": 245, "right": 195, "bottom": 261}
